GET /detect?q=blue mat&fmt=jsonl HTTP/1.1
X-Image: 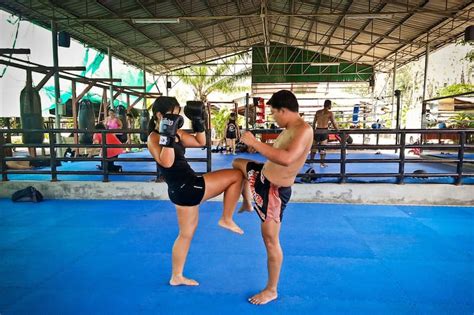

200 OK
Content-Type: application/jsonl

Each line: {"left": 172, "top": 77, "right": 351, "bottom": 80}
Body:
{"left": 0, "top": 199, "right": 472, "bottom": 314}
{"left": 5, "top": 149, "right": 474, "bottom": 184}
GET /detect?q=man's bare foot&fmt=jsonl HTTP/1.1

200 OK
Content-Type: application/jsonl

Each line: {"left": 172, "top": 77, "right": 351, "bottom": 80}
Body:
{"left": 238, "top": 203, "right": 253, "bottom": 213}
{"left": 169, "top": 275, "right": 199, "bottom": 286}
{"left": 218, "top": 218, "right": 244, "bottom": 234}
{"left": 248, "top": 289, "right": 278, "bottom": 305}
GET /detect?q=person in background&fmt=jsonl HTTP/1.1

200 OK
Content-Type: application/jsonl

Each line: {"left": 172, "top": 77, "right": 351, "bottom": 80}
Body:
{"left": 310, "top": 99, "right": 339, "bottom": 168}
{"left": 126, "top": 112, "right": 135, "bottom": 152}
{"left": 224, "top": 112, "right": 239, "bottom": 155}
{"left": 104, "top": 108, "right": 123, "bottom": 130}
{"left": 93, "top": 122, "right": 124, "bottom": 172}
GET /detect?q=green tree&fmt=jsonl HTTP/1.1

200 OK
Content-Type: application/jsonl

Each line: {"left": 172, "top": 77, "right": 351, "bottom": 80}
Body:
{"left": 437, "top": 83, "right": 474, "bottom": 97}
{"left": 173, "top": 54, "right": 251, "bottom": 102}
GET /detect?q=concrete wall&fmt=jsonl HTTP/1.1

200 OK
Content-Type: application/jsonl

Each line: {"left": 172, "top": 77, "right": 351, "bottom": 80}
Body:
{"left": 1, "top": 181, "right": 473, "bottom": 205}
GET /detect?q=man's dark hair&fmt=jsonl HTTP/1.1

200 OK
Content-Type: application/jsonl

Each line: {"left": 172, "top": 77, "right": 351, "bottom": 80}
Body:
{"left": 266, "top": 90, "right": 299, "bottom": 112}
{"left": 324, "top": 100, "right": 332, "bottom": 108}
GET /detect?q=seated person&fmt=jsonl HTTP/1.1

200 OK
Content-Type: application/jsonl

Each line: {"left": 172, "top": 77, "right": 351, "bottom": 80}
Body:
{"left": 93, "top": 123, "right": 124, "bottom": 172}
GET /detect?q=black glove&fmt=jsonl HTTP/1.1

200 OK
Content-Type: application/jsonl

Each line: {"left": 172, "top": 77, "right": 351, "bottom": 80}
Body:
{"left": 159, "top": 114, "right": 184, "bottom": 147}
{"left": 184, "top": 101, "right": 206, "bottom": 133}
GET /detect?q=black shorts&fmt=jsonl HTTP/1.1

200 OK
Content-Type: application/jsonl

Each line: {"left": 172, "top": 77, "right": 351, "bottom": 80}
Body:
{"left": 226, "top": 131, "right": 237, "bottom": 139}
{"left": 168, "top": 175, "right": 206, "bottom": 206}
{"left": 314, "top": 130, "right": 329, "bottom": 143}
{"left": 246, "top": 162, "right": 292, "bottom": 223}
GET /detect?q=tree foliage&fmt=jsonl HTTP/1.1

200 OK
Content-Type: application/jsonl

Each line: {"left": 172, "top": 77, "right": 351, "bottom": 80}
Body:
{"left": 173, "top": 54, "right": 251, "bottom": 101}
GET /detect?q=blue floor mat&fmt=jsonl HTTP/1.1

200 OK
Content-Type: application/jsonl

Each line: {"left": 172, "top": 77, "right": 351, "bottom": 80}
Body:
{"left": 0, "top": 199, "right": 472, "bottom": 314}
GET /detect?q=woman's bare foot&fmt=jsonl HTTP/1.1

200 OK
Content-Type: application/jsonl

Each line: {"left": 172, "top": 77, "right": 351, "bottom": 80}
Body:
{"left": 248, "top": 289, "right": 278, "bottom": 305}
{"left": 169, "top": 275, "right": 199, "bottom": 286}
{"left": 218, "top": 218, "right": 244, "bottom": 234}
{"left": 238, "top": 203, "right": 253, "bottom": 213}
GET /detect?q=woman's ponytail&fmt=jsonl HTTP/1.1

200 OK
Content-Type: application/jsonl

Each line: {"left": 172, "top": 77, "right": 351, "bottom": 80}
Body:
{"left": 148, "top": 116, "right": 158, "bottom": 135}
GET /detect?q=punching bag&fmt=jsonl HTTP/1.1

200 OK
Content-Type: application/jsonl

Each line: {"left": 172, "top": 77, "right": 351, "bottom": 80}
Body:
{"left": 78, "top": 100, "right": 95, "bottom": 144}
{"left": 139, "top": 109, "right": 150, "bottom": 142}
{"left": 116, "top": 105, "right": 127, "bottom": 143}
{"left": 20, "top": 71, "right": 44, "bottom": 145}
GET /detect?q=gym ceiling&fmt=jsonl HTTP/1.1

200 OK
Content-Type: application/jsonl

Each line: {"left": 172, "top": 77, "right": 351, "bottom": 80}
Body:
{"left": 0, "top": 0, "right": 472, "bottom": 74}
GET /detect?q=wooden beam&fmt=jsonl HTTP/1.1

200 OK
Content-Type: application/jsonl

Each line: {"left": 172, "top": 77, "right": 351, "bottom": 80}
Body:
{"left": 34, "top": 70, "right": 55, "bottom": 91}
{"left": 0, "top": 48, "right": 31, "bottom": 54}
{"left": 71, "top": 81, "right": 78, "bottom": 145}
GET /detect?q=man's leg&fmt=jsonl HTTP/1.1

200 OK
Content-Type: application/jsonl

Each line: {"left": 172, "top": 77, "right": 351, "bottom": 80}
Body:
{"left": 232, "top": 158, "right": 253, "bottom": 212}
{"left": 249, "top": 219, "right": 282, "bottom": 305}
{"left": 319, "top": 139, "right": 328, "bottom": 168}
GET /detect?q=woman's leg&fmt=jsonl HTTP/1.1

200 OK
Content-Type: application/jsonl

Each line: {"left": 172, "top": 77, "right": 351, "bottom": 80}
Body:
{"left": 202, "top": 169, "right": 244, "bottom": 234}
{"left": 231, "top": 138, "right": 236, "bottom": 154}
{"left": 170, "top": 204, "right": 200, "bottom": 286}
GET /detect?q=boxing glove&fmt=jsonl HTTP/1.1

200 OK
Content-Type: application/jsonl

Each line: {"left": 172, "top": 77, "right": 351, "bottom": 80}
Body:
{"left": 184, "top": 101, "right": 206, "bottom": 133}
{"left": 159, "top": 114, "right": 184, "bottom": 147}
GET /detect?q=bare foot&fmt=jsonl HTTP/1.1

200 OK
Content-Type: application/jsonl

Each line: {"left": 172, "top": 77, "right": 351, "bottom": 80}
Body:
{"left": 238, "top": 203, "right": 253, "bottom": 213}
{"left": 218, "top": 218, "right": 244, "bottom": 235}
{"left": 169, "top": 275, "right": 199, "bottom": 286}
{"left": 248, "top": 289, "right": 278, "bottom": 305}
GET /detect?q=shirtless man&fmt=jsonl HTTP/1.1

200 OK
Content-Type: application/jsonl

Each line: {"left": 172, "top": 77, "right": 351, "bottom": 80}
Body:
{"left": 310, "top": 99, "right": 339, "bottom": 168}
{"left": 232, "top": 90, "right": 313, "bottom": 305}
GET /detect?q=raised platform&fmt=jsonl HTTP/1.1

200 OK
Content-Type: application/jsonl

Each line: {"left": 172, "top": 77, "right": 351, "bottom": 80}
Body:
{"left": 1, "top": 181, "right": 473, "bottom": 206}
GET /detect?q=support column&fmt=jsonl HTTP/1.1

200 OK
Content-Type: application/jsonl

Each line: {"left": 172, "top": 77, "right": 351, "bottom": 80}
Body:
{"left": 108, "top": 47, "right": 114, "bottom": 110}
{"left": 421, "top": 38, "right": 430, "bottom": 129}
{"left": 143, "top": 64, "right": 147, "bottom": 109}
{"left": 71, "top": 81, "right": 78, "bottom": 145}
{"left": 51, "top": 21, "right": 62, "bottom": 148}
{"left": 391, "top": 53, "right": 397, "bottom": 128}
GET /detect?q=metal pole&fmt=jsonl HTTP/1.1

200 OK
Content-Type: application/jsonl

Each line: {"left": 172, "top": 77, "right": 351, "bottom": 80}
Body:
{"left": 421, "top": 39, "right": 430, "bottom": 129}
{"left": 391, "top": 53, "right": 397, "bottom": 128}
{"left": 143, "top": 64, "right": 147, "bottom": 109}
{"left": 421, "top": 39, "right": 430, "bottom": 104}
{"left": 108, "top": 47, "right": 114, "bottom": 110}
{"left": 394, "top": 90, "right": 401, "bottom": 152}
{"left": 245, "top": 93, "right": 249, "bottom": 130}
{"left": 51, "top": 21, "right": 62, "bottom": 148}
{"left": 395, "top": 90, "right": 401, "bottom": 131}
{"left": 166, "top": 75, "right": 169, "bottom": 96}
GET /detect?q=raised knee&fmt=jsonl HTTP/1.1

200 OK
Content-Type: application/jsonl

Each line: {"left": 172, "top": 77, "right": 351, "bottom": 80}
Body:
{"left": 231, "top": 159, "right": 241, "bottom": 169}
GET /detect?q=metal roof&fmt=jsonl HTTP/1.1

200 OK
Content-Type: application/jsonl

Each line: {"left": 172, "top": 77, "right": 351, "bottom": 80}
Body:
{"left": 0, "top": 0, "right": 472, "bottom": 74}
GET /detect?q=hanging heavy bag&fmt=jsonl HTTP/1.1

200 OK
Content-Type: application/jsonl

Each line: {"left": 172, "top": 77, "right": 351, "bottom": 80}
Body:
{"left": 11, "top": 186, "right": 44, "bottom": 202}
{"left": 78, "top": 100, "right": 95, "bottom": 144}
{"left": 139, "top": 109, "right": 150, "bottom": 142}
{"left": 20, "top": 70, "right": 44, "bottom": 145}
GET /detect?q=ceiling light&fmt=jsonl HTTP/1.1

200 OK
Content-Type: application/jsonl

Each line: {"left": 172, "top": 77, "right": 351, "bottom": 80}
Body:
{"left": 345, "top": 13, "right": 394, "bottom": 19}
{"left": 310, "top": 62, "right": 340, "bottom": 66}
{"left": 132, "top": 18, "right": 180, "bottom": 24}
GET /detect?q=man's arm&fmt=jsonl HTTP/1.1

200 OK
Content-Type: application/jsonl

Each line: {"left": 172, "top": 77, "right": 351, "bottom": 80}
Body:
{"left": 241, "top": 127, "right": 312, "bottom": 167}
{"left": 329, "top": 112, "right": 340, "bottom": 131}
{"left": 312, "top": 111, "right": 319, "bottom": 129}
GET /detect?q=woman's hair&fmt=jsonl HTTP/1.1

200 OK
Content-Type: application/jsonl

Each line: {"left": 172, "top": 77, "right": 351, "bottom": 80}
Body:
{"left": 95, "top": 122, "right": 106, "bottom": 130}
{"left": 147, "top": 96, "right": 181, "bottom": 135}
{"left": 108, "top": 108, "right": 115, "bottom": 114}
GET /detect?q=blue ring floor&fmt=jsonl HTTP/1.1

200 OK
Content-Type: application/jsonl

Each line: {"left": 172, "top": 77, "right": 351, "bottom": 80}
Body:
{"left": 1, "top": 199, "right": 473, "bottom": 314}
{"left": 5, "top": 149, "right": 474, "bottom": 184}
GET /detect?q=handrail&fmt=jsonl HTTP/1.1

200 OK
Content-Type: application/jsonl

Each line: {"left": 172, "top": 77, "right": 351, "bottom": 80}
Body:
{"left": 1, "top": 128, "right": 472, "bottom": 184}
